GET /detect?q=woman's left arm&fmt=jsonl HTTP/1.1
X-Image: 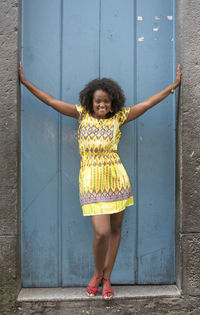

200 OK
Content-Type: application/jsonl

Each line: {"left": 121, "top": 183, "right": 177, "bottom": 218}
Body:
{"left": 125, "top": 64, "right": 182, "bottom": 123}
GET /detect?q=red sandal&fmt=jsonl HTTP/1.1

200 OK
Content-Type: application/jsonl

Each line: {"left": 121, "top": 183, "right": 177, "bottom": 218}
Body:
{"left": 86, "top": 274, "right": 103, "bottom": 297}
{"left": 102, "top": 277, "right": 114, "bottom": 300}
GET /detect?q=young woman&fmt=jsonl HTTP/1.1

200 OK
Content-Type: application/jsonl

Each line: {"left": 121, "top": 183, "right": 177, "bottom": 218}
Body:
{"left": 19, "top": 62, "right": 181, "bottom": 300}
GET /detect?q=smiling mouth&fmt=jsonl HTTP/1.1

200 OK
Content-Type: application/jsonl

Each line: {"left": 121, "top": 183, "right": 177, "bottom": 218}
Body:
{"left": 98, "top": 108, "right": 107, "bottom": 111}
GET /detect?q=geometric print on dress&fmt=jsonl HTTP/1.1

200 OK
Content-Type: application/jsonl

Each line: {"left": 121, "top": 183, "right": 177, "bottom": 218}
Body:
{"left": 79, "top": 154, "right": 133, "bottom": 206}
{"left": 78, "top": 124, "right": 114, "bottom": 141}
{"left": 80, "top": 186, "right": 133, "bottom": 206}
{"left": 81, "top": 154, "right": 121, "bottom": 167}
{"left": 81, "top": 156, "right": 122, "bottom": 168}
{"left": 75, "top": 105, "right": 133, "bottom": 213}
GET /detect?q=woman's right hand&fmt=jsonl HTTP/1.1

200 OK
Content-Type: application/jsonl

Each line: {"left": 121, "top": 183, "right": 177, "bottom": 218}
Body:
{"left": 18, "top": 61, "right": 26, "bottom": 84}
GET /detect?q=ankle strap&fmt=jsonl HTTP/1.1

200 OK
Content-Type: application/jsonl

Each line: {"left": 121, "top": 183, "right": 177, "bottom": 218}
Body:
{"left": 94, "top": 273, "right": 103, "bottom": 279}
{"left": 103, "top": 277, "right": 110, "bottom": 280}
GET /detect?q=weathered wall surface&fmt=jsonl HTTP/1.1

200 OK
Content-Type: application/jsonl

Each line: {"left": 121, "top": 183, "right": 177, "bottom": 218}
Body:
{"left": 13, "top": 297, "right": 200, "bottom": 315}
{"left": 177, "top": 0, "right": 200, "bottom": 297}
{"left": 1, "top": 0, "right": 200, "bottom": 314}
{"left": 0, "top": 0, "right": 21, "bottom": 314}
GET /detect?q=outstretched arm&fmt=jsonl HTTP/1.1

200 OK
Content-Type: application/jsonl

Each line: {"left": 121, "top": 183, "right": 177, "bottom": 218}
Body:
{"left": 125, "top": 64, "right": 182, "bottom": 123}
{"left": 18, "top": 61, "right": 79, "bottom": 119}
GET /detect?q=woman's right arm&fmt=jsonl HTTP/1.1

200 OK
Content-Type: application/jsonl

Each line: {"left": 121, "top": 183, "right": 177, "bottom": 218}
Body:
{"left": 19, "top": 61, "right": 79, "bottom": 119}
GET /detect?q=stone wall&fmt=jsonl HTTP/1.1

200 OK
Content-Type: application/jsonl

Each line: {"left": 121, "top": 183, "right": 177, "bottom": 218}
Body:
{"left": 13, "top": 298, "right": 200, "bottom": 315}
{"left": 1, "top": 0, "right": 200, "bottom": 314}
{"left": 0, "top": 0, "right": 21, "bottom": 314}
{"left": 177, "top": 0, "right": 200, "bottom": 297}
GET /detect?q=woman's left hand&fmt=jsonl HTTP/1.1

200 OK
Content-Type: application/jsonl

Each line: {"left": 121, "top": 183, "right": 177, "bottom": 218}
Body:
{"left": 173, "top": 64, "right": 182, "bottom": 89}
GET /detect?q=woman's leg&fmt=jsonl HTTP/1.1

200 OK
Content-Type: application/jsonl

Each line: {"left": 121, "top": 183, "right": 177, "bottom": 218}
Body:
{"left": 102, "top": 210, "right": 125, "bottom": 299}
{"left": 87, "top": 214, "right": 111, "bottom": 297}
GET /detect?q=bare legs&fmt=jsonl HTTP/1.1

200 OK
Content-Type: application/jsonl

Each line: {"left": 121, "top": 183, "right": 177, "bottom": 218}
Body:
{"left": 87, "top": 211, "right": 124, "bottom": 299}
{"left": 103, "top": 211, "right": 124, "bottom": 277}
{"left": 91, "top": 214, "right": 111, "bottom": 274}
{"left": 86, "top": 214, "right": 110, "bottom": 297}
{"left": 102, "top": 211, "right": 124, "bottom": 299}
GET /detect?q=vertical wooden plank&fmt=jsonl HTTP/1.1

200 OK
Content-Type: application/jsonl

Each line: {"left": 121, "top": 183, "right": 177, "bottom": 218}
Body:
{"left": 136, "top": 0, "right": 175, "bottom": 283}
{"left": 21, "top": 0, "right": 61, "bottom": 286}
{"left": 101, "top": 0, "right": 137, "bottom": 284}
{"left": 61, "top": 0, "right": 100, "bottom": 286}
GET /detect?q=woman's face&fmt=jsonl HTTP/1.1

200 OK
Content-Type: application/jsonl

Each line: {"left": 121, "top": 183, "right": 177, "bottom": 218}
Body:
{"left": 92, "top": 89, "right": 112, "bottom": 119}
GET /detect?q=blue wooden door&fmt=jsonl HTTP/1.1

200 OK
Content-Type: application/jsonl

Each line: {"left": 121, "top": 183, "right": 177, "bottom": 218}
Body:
{"left": 21, "top": 0, "right": 175, "bottom": 287}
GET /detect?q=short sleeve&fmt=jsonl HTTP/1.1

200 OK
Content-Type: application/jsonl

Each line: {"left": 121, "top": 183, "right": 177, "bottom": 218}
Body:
{"left": 75, "top": 104, "right": 86, "bottom": 122}
{"left": 116, "top": 107, "right": 130, "bottom": 126}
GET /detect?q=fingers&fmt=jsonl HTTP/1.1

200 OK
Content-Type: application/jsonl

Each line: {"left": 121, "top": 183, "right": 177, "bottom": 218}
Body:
{"left": 19, "top": 60, "right": 22, "bottom": 73}
{"left": 177, "top": 64, "right": 182, "bottom": 75}
{"left": 176, "top": 64, "right": 182, "bottom": 86}
{"left": 18, "top": 60, "right": 25, "bottom": 83}
{"left": 172, "top": 64, "right": 182, "bottom": 89}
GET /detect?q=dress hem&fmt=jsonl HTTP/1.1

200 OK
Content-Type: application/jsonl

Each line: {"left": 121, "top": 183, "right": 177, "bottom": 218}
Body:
{"left": 82, "top": 197, "right": 134, "bottom": 216}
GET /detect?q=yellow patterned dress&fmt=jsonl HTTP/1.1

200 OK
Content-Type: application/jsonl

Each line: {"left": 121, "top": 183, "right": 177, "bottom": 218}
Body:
{"left": 76, "top": 104, "right": 134, "bottom": 216}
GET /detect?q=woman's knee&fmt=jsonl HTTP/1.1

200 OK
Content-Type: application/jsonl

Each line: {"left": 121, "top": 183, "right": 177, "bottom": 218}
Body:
{"left": 110, "top": 211, "right": 124, "bottom": 235}
{"left": 94, "top": 228, "right": 111, "bottom": 242}
{"left": 111, "top": 222, "right": 122, "bottom": 235}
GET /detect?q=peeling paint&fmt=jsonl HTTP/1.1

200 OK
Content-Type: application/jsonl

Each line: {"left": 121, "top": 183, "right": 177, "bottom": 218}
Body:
{"left": 153, "top": 27, "right": 159, "bottom": 32}
{"left": 171, "top": 38, "right": 174, "bottom": 42}
{"left": 137, "top": 16, "right": 143, "bottom": 21}
{"left": 138, "top": 36, "right": 144, "bottom": 42}
{"left": 154, "top": 16, "right": 161, "bottom": 21}
{"left": 139, "top": 136, "right": 143, "bottom": 141}
{"left": 167, "top": 16, "right": 173, "bottom": 20}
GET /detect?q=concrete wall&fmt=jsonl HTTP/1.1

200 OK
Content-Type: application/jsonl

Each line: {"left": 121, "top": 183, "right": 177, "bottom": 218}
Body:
{"left": 0, "top": 0, "right": 21, "bottom": 314}
{"left": 1, "top": 0, "right": 200, "bottom": 314}
{"left": 176, "top": 0, "right": 200, "bottom": 297}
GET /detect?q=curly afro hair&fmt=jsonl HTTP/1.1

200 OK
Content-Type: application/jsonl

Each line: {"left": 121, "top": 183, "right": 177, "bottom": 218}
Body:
{"left": 79, "top": 78, "right": 126, "bottom": 118}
